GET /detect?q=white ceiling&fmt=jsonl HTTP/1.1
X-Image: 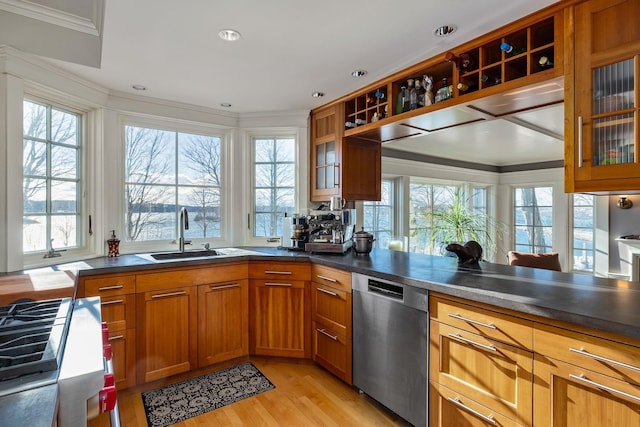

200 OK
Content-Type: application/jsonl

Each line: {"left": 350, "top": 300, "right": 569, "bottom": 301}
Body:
{"left": 8, "top": 0, "right": 565, "bottom": 166}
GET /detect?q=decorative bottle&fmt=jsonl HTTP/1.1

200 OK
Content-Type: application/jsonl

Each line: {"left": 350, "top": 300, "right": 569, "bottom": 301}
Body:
{"left": 107, "top": 230, "right": 120, "bottom": 257}
{"left": 408, "top": 79, "right": 418, "bottom": 110}
{"left": 423, "top": 75, "right": 434, "bottom": 106}
{"left": 396, "top": 86, "right": 406, "bottom": 114}
{"left": 500, "top": 42, "right": 525, "bottom": 56}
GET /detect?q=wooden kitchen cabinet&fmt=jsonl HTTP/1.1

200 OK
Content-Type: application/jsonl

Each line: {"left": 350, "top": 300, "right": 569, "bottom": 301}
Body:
{"left": 197, "top": 279, "right": 249, "bottom": 367}
{"left": 565, "top": 0, "right": 640, "bottom": 193}
{"left": 311, "top": 265, "right": 352, "bottom": 384}
{"left": 429, "top": 294, "right": 533, "bottom": 426}
{"left": 80, "top": 273, "right": 137, "bottom": 390}
{"left": 310, "top": 104, "right": 381, "bottom": 202}
{"left": 533, "top": 322, "right": 640, "bottom": 426}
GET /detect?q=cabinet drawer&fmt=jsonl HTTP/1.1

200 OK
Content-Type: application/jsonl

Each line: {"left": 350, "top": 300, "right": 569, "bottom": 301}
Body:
{"left": 311, "top": 264, "right": 351, "bottom": 292}
{"left": 430, "top": 321, "right": 533, "bottom": 425}
{"left": 107, "top": 328, "right": 136, "bottom": 390}
{"left": 311, "top": 283, "right": 351, "bottom": 337}
{"left": 430, "top": 296, "right": 533, "bottom": 349}
{"left": 249, "top": 261, "right": 310, "bottom": 280}
{"left": 100, "top": 294, "right": 135, "bottom": 331}
{"left": 84, "top": 275, "right": 135, "bottom": 296}
{"left": 136, "top": 263, "right": 248, "bottom": 292}
{"left": 312, "top": 321, "right": 352, "bottom": 384}
{"left": 430, "top": 382, "right": 524, "bottom": 427}
{"left": 534, "top": 323, "right": 640, "bottom": 385}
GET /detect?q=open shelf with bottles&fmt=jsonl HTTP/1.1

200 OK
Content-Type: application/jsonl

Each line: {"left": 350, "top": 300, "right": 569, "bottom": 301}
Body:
{"left": 343, "top": 85, "right": 390, "bottom": 130}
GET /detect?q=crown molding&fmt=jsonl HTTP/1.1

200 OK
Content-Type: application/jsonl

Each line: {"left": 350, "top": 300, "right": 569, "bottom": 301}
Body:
{"left": 0, "top": 0, "right": 103, "bottom": 36}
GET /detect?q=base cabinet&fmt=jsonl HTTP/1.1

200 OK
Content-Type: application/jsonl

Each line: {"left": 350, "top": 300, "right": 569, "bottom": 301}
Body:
{"left": 197, "top": 279, "right": 249, "bottom": 366}
{"left": 136, "top": 286, "right": 197, "bottom": 383}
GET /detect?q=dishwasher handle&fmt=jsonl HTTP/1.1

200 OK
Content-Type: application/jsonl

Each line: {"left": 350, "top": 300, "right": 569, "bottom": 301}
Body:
{"left": 368, "top": 281, "right": 403, "bottom": 300}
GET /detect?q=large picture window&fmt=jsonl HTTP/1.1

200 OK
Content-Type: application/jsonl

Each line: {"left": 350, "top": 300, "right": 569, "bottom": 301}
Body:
{"left": 252, "top": 137, "right": 296, "bottom": 238}
{"left": 124, "top": 125, "right": 222, "bottom": 242}
{"left": 23, "top": 99, "right": 81, "bottom": 253}
{"left": 409, "top": 181, "right": 458, "bottom": 254}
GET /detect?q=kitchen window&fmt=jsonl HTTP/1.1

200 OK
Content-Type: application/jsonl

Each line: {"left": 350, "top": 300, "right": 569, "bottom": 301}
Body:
{"left": 124, "top": 125, "right": 223, "bottom": 242}
{"left": 363, "top": 179, "right": 394, "bottom": 248}
{"left": 252, "top": 136, "right": 296, "bottom": 238}
{"left": 23, "top": 99, "right": 82, "bottom": 254}
{"left": 514, "top": 186, "right": 553, "bottom": 253}
{"left": 409, "top": 181, "right": 458, "bottom": 254}
{"left": 571, "top": 193, "right": 595, "bottom": 272}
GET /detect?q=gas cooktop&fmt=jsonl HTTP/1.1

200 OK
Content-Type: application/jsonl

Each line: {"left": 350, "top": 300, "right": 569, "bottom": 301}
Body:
{"left": 0, "top": 298, "right": 72, "bottom": 384}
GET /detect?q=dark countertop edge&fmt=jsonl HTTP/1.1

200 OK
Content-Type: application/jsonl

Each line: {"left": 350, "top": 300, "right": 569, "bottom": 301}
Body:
{"left": 66, "top": 249, "right": 640, "bottom": 341}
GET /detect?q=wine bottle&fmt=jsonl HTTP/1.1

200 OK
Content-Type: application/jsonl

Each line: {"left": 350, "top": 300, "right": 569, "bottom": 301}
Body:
{"left": 538, "top": 56, "right": 554, "bottom": 68}
{"left": 435, "top": 78, "right": 452, "bottom": 103}
{"left": 457, "top": 82, "right": 477, "bottom": 93}
{"left": 374, "top": 90, "right": 385, "bottom": 100}
{"left": 408, "top": 79, "right": 418, "bottom": 110}
{"left": 445, "top": 52, "right": 462, "bottom": 71}
{"left": 500, "top": 42, "right": 525, "bottom": 56}
{"left": 481, "top": 74, "right": 501, "bottom": 87}
{"left": 396, "top": 86, "right": 406, "bottom": 114}
{"left": 417, "top": 78, "right": 426, "bottom": 108}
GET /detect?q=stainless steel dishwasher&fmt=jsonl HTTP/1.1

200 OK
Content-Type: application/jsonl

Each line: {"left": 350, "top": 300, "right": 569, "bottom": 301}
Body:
{"left": 352, "top": 273, "right": 429, "bottom": 427}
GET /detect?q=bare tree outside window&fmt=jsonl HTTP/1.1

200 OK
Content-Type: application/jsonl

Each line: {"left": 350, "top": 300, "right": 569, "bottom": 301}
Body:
{"left": 23, "top": 99, "right": 81, "bottom": 253}
{"left": 253, "top": 137, "right": 295, "bottom": 238}
{"left": 514, "top": 186, "right": 553, "bottom": 253}
{"left": 124, "top": 125, "right": 223, "bottom": 242}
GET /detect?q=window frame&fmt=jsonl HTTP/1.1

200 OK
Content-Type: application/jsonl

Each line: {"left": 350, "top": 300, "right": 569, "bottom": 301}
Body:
{"left": 117, "top": 115, "right": 232, "bottom": 253}
{"left": 512, "top": 185, "right": 554, "bottom": 254}
{"left": 364, "top": 178, "right": 395, "bottom": 248}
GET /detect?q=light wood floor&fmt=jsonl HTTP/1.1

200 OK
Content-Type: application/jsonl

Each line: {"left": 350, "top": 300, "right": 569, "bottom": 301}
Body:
{"left": 94, "top": 357, "right": 411, "bottom": 426}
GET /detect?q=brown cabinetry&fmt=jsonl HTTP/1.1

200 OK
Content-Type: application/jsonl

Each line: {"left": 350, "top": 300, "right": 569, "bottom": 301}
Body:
{"left": 198, "top": 279, "right": 249, "bottom": 367}
{"left": 310, "top": 105, "right": 381, "bottom": 202}
{"left": 80, "top": 274, "right": 136, "bottom": 390}
{"left": 249, "top": 261, "right": 311, "bottom": 358}
{"left": 566, "top": 0, "right": 640, "bottom": 193}
{"left": 533, "top": 322, "right": 640, "bottom": 426}
{"left": 311, "top": 265, "right": 352, "bottom": 384}
{"left": 429, "top": 294, "right": 533, "bottom": 426}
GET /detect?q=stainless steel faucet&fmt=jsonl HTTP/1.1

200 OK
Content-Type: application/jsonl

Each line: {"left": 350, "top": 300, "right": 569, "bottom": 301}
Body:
{"left": 178, "top": 207, "right": 191, "bottom": 252}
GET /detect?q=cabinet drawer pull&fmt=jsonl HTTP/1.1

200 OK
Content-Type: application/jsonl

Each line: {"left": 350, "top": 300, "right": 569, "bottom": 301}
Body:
{"left": 569, "top": 374, "right": 640, "bottom": 403}
{"left": 446, "top": 397, "right": 496, "bottom": 424}
{"left": 448, "top": 313, "right": 496, "bottom": 329}
{"left": 98, "top": 285, "right": 124, "bottom": 291}
{"left": 316, "top": 274, "right": 338, "bottom": 283}
{"left": 210, "top": 283, "right": 240, "bottom": 290}
{"left": 448, "top": 333, "right": 496, "bottom": 352}
{"left": 317, "top": 328, "right": 338, "bottom": 341}
{"left": 317, "top": 287, "right": 338, "bottom": 297}
{"left": 108, "top": 335, "right": 124, "bottom": 341}
{"left": 265, "top": 283, "right": 293, "bottom": 287}
{"left": 569, "top": 347, "right": 640, "bottom": 372}
{"left": 577, "top": 115, "right": 583, "bottom": 168}
{"left": 151, "top": 291, "right": 187, "bottom": 299}
{"left": 264, "top": 270, "right": 292, "bottom": 275}
{"left": 101, "top": 299, "right": 124, "bottom": 306}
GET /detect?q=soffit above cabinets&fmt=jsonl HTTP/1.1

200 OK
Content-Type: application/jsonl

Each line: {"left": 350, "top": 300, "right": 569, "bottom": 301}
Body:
{"left": 0, "top": 0, "right": 104, "bottom": 67}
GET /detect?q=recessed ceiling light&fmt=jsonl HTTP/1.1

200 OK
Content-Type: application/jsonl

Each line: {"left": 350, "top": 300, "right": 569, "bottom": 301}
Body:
{"left": 433, "top": 25, "right": 457, "bottom": 37}
{"left": 132, "top": 84, "right": 146, "bottom": 91}
{"left": 351, "top": 70, "right": 367, "bottom": 78}
{"left": 220, "top": 103, "right": 232, "bottom": 108}
{"left": 312, "top": 92, "right": 325, "bottom": 98}
{"left": 218, "top": 29, "right": 241, "bottom": 41}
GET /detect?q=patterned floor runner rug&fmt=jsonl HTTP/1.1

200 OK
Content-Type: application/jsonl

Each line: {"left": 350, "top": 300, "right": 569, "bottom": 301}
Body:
{"left": 141, "top": 362, "right": 275, "bottom": 426}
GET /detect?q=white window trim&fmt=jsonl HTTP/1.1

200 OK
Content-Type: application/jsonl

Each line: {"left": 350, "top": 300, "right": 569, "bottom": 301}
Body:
{"left": 113, "top": 113, "right": 234, "bottom": 254}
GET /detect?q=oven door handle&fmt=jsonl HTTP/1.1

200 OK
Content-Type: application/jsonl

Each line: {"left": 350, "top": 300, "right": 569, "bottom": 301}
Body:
{"left": 104, "top": 358, "right": 121, "bottom": 427}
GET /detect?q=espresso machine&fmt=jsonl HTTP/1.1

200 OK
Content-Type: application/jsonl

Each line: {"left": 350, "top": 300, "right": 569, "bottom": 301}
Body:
{"left": 281, "top": 214, "right": 309, "bottom": 251}
{"left": 304, "top": 209, "right": 356, "bottom": 254}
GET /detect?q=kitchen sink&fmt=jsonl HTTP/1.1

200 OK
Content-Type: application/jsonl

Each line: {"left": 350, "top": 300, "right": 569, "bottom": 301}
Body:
{"left": 149, "top": 250, "right": 221, "bottom": 260}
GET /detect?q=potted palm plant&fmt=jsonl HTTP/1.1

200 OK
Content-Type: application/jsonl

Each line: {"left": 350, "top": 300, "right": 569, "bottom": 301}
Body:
{"left": 412, "top": 187, "right": 505, "bottom": 260}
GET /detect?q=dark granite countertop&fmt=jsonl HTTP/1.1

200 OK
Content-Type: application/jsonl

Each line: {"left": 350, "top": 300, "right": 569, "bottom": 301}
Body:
{"left": 0, "top": 383, "right": 58, "bottom": 427}
{"left": 47, "top": 247, "right": 640, "bottom": 340}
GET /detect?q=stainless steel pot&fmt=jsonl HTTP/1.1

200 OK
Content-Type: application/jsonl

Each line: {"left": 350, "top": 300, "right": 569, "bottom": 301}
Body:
{"left": 353, "top": 227, "right": 375, "bottom": 255}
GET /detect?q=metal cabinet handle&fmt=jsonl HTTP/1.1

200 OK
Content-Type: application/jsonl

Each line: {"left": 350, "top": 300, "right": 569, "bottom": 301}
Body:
{"left": 317, "top": 287, "right": 338, "bottom": 297}
{"left": 448, "top": 313, "right": 496, "bottom": 329}
{"left": 569, "top": 347, "right": 640, "bottom": 372}
{"left": 151, "top": 291, "right": 187, "bottom": 299}
{"left": 317, "top": 328, "right": 338, "bottom": 341}
{"left": 264, "top": 270, "right": 293, "bottom": 275}
{"left": 210, "top": 283, "right": 241, "bottom": 290}
{"left": 108, "top": 335, "right": 124, "bottom": 341}
{"left": 569, "top": 374, "right": 640, "bottom": 403}
{"left": 316, "top": 274, "right": 338, "bottom": 283}
{"left": 265, "top": 283, "right": 293, "bottom": 287}
{"left": 578, "top": 115, "right": 583, "bottom": 167}
{"left": 101, "top": 299, "right": 124, "bottom": 306}
{"left": 334, "top": 163, "right": 340, "bottom": 187}
{"left": 98, "top": 285, "right": 124, "bottom": 291}
{"left": 446, "top": 397, "right": 496, "bottom": 424}
{"left": 448, "top": 333, "right": 497, "bottom": 352}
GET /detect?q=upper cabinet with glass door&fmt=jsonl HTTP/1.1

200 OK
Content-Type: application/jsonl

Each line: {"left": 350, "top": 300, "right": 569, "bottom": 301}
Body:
{"left": 567, "top": 0, "right": 640, "bottom": 193}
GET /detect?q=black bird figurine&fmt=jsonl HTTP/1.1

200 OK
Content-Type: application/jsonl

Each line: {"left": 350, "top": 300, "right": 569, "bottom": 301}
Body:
{"left": 445, "top": 240, "right": 483, "bottom": 265}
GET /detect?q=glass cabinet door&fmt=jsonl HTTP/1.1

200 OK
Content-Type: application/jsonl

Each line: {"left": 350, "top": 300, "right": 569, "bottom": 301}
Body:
{"left": 591, "top": 58, "right": 635, "bottom": 167}
{"left": 315, "top": 140, "right": 336, "bottom": 191}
